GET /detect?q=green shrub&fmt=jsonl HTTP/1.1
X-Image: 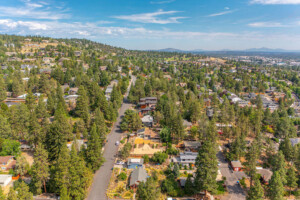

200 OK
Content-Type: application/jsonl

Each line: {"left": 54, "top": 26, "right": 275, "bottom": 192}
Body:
{"left": 117, "top": 172, "right": 127, "bottom": 181}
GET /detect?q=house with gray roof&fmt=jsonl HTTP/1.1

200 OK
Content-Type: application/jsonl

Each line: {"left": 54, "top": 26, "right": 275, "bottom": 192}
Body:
{"left": 129, "top": 167, "right": 148, "bottom": 189}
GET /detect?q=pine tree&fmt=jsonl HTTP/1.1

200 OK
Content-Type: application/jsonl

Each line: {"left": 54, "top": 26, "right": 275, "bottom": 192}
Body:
{"left": 69, "top": 144, "right": 93, "bottom": 199}
{"left": 52, "top": 143, "right": 70, "bottom": 194}
{"left": 56, "top": 84, "right": 67, "bottom": 113}
{"left": 0, "top": 114, "right": 12, "bottom": 138}
{"left": 184, "top": 175, "right": 195, "bottom": 195}
{"left": 279, "top": 138, "right": 294, "bottom": 162}
{"left": 286, "top": 167, "right": 298, "bottom": 195}
{"left": 15, "top": 181, "right": 33, "bottom": 200}
{"left": 28, "top": 112, "right": 41, "bottom": 148}
{"left": 245, "top": 141, "right": 259, "bottom": 185}
{"left": 75, "top": 86, "right": 90, "bottom": 125}
{"left": 136, "top": 177, "right": 161, "bottom": 200}
{"left": 94, "top": 108, "right": 107, "bottom": 139}
{"left": 46, "top": 119, "right": 69, "bottom": 162}
{"left": 85, "top": 124, "right": 103, "bottom": 171}
{"left": 60, "top": 185, "right": 70, "bottom": 200}
{"left": 0, "top": 76, "right": 7, "bottom": 102}
{"left": 12, "top": 76, "right": 23, "bottom": 97}
{"left": 173, "top": 163, "right": 180, "bottom": 178}
{"left": 25, "top": 90, "right": 36, "bottom": 111}
{"left": 31, "top": 143, "right": 50, "bottom": 194}
{"left": 0, "top": 186, "right": 6, "bottom": 200}
{"left": 47, "top": 90, "right": 56, "bottom": 115}
{"left": 15, "top": 155, "right": 29, "bottom": 178}
{"left": 7, "top": 188, "right": 18, "bottom": 200}
{"left": 246, "top": 177, "right": 264, "bottom": 200}
{"left": 194, "top": 139, "right": 218, "bottom": 194}
{"left": 39, "top": 73, "right": 50, "bottom": 94}
{"left": 271, "top": 151, "right": 287, "bottom": 185}
{"left": 268, "top": 171, "right": 284, "bottom": 200}
{"left": 172, "top": 114, "right": 185, "bottom": 142}
{"left": 35, "top": 95, "right": 48, "bottom": 120}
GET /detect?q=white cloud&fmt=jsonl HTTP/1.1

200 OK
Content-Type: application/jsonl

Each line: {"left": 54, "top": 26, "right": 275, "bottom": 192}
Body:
{"left": 248, "top": 22, "right": 285, "bottom": 27}
{"left": 150, "top": 0, "right": 175, "bottom": 4}
{"left": 0, "top": 0, "right": 69, "bottom": 20}
{"left": 0, "top": 19, "right": 47, "bottom": 30}
{"left": 224, "top": 7, "right": 230, "bottom": 10}
{"left": 113, "top": 9, "right": 186, "bottom": 24}
{"left": 208, "top": 10, "right": 235, "bottom": 17}
{"left": 251, "top": 0, "right": 300, "bottom": 4}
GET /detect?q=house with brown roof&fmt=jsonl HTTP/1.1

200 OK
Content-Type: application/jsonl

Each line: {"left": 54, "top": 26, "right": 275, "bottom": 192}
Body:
{"left": 0, "top": 156, "right": 16, "bottom": 172}
{"left": 231, "top": 160, "right": 243, "bottom": 172}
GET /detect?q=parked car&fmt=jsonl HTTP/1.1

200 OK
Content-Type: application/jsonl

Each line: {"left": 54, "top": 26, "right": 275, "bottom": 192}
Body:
{"left": 115, "top": 141, "right": 120, "bottom": 146}
{"left": 116, "top": 160, "right": 124, "bottom": 165}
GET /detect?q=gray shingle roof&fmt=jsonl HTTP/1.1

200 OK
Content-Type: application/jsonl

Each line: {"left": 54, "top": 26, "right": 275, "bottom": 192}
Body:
{"left": 129, "top": 167, "right": 148, "bottom": 186}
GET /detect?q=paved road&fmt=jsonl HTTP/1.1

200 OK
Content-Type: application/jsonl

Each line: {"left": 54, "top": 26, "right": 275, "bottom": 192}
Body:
{"left": 86, "top": 75, "right": 136, "bottom": 200}
{"left": 217, "top": 150, "right": 246, "bottom": 200}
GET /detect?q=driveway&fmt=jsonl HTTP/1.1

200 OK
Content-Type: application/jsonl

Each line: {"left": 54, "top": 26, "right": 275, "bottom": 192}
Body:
{"left": 217, "top": 150, "right": 246, "bottom": 200}
{"left": 86, "top": 75, "right": 136, "bottom": 200}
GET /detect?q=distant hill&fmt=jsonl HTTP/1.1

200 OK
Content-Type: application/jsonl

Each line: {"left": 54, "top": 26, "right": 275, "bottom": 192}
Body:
{"left": 152, "top": 47, "right": 300, "bottom": 53}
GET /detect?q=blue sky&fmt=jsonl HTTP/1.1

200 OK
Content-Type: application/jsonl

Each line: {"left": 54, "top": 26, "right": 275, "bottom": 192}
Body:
{"left": 0, "top": 0, "right": 300, "bottom": 50}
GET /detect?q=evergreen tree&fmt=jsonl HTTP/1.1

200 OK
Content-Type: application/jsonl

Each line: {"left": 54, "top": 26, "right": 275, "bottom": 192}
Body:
{"left": 0, "top": 76, "right": 7, "bottom": 102}
{"left": 0, "top": 114, "right": 12, "bottom": 138}
{"left": 85, "top": 124, "right": 103, "bottom": 172}
{"left": 268, "top": 171, "right": 284, "bottom": 200}
{"left": 246, "top": 177, "right": 264, "bottom": 200}
{"left": 136, "top": 178, "right": 161, "bottom": 200}
{"left": 94, "top": 108, "right": 106, "bottom": 139}
{"left": 173, "top": 163, "right": 180, "bottom": 178}
{"left": 194, "top": 139, "right": 218, "bottom": 194}
{"left": 25, "top": 90, "right": 36, "bottom": 111}
{"left": 31, "top": 144, "right": 50, "bottom": 194}
{"left": 0, "top": 186, "right": 5, "bottom": 200}
{"left": 279, "top": 138, "right": 294, "bottom": 162}
{"left": 286, "top": 167, "right": 298, "bottom": 195}
{"left": 7, "top": 188, "right": 18, "bottom": 200}
{"left": 35, "top": 95, "right": 48, "bottom": 120}
{"left": 15, "top": 181, "right": 33, "bottom": 200}
{"left": 15, "top": 155, "right": 29, "bottom": 178}
{"left": 12, "top": 76, "right": 23, "bottom": 97}
{"left": 75, "top": 86, "right": 90, "bottom": 125}
{"left": 51, "top": 143, "right": 70, "bottom": 194}
{"left": 68, "top": 144, "right": 93, "bottom": 199}
{"left": 184, "top": 175, "right": 194, "bottom": 195}
{"left": 245, "top": 141, "right": 259, "bottom": 185}
{"left": 56, "top": 85, "right": 67, "bottom": 113}
{"left": 28, "top": 112, "right": 41, "bottom": 148}
{"left": 60, "top": 185, "right": 70, "bottom": 200}
{"left": 46, "top": 90, "right": 56, "bottom": 115}
{"left": 46, "top": 114, "right": 72, "bottom": 161}
{"left": 172, "top": 114, "right": 185, "bottom": 142}
{"left": 271, "top": 151, "right": 287, "bottom": 185}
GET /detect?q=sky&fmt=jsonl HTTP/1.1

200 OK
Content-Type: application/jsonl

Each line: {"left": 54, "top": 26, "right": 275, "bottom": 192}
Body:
{"left": 0, "top": 0, "right": 300, "bottom": 50}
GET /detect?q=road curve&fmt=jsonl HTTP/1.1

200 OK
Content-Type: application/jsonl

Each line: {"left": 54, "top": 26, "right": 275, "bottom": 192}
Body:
{"left": 86, "top": 75, "right": 136, "bottom": 200}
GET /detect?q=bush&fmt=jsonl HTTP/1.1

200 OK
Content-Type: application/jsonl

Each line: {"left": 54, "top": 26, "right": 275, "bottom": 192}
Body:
{"left": 239, "top": 177, "right": 246, "bottom": 188}
{"left": 117, "top": 172, "right": 127, "bottom": 181}
{"left": 142, "top": 155, "right": 149, "bottom": 163}
{"left": 151, "top": 152, "right": 168, "bottom": 164}
{"left": 120, "top": 143, "right": 132, "bottom": 159}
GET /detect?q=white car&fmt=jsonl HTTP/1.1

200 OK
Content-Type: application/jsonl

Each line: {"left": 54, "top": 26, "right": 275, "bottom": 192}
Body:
{"left": 116, "top": 161, "right": 124, "bottom": 165}
{"left": 115, "top": 141, "right": 120, "bottom": 146}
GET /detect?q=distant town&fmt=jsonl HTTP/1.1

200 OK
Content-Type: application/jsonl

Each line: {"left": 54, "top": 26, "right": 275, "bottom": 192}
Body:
{"left": 0, "top": 34, "right": 299, "bottom": 200}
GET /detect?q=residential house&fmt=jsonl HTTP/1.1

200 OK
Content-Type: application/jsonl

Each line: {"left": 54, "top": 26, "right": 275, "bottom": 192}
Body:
{"left": 0, "top": 156, "right": 16, "bottom": 171}
{"left": 68, "top": 88, "right": 79, "bottom": 95}
{"left": 182, "top": 141, "right": 201, "bottom": 151}
{"left": 127, "top": 158, "right": 144, "bottom": 169}
{"left": 0, "top": 175, "right": 12, "bottom": 187}
{"left": 290, "top": 138, "right": 300, "bottom": 147}
{"left": 172, "top": 151, "right": 198, "bottom": 166}
{"left": 129, "top": 167, "right": 148, "bottom": 189}
{"left": 231, "top": 161, "right": 243, "bottom": 172}
{"left": 74, "top": 51, "right": 82, "bottom": 57}
{"left": 136, "top": 128, "right": 159, "bottom": 140}
{"left": 67, "top": 140, "right": 87, "bottom": 151}
{"left": 257, "top": 168, "right": 272, "bottom": 184}
{"left": 105, "top": 86, "right": 113, "bottom": 101}
{"left": 183, "top": 120, "right": 192, "bottom": 129}
{"left": 141, "top": 115, "right": 154, "bottom": 127}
